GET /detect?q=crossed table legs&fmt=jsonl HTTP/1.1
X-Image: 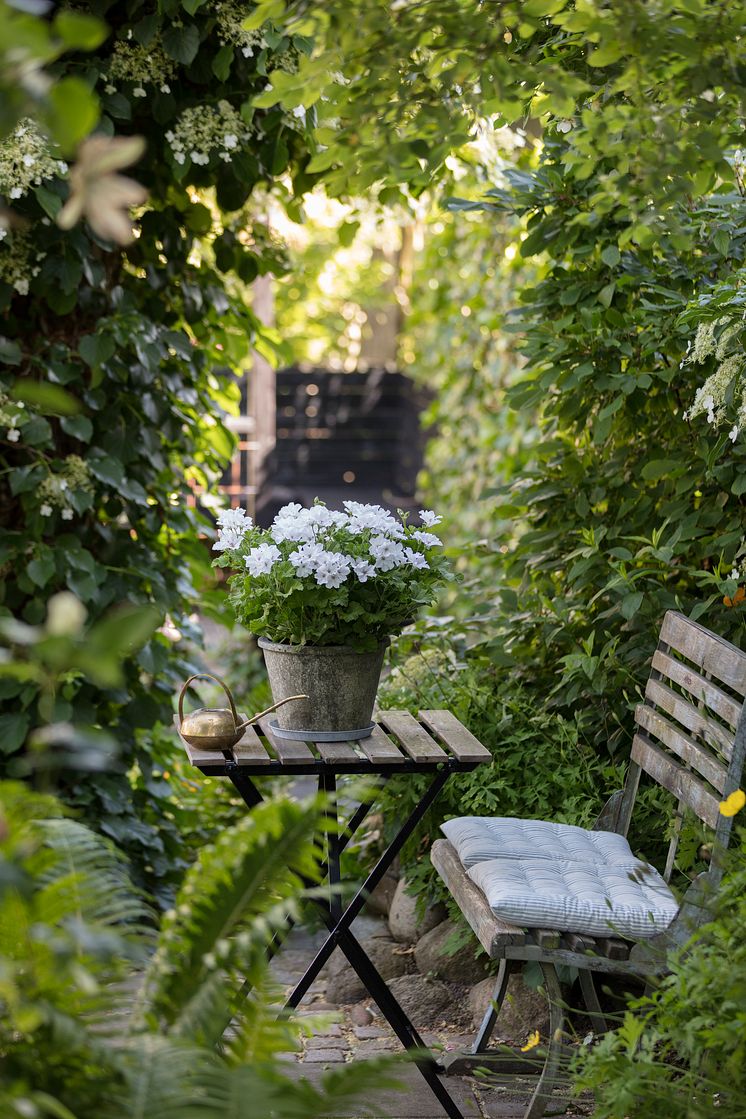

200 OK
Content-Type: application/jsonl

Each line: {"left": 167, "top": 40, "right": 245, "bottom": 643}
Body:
{"left": 227, "top": 763, "right": 466, "bottom": 1119}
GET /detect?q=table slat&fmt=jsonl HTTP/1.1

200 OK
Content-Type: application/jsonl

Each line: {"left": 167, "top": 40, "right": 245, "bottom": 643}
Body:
{"left": 315, "top": 740, "right": 360, "bottom": 763}
{"left": 173, "top": 716, "right": 228, "bottom": 767}
{"left": 258, "top": 718, "right": 315, "bottom": 765}
{"left": 357, "top": 724, "right": 406, "bottom": 764}
{"left": 231, "top": 723, "right": 272, "bottom": 765}
{"left": 418, "top": 709, "right": 492, "bottom": 762}
{"left": 378, "top": 710, "right": 447, "bottom": 763}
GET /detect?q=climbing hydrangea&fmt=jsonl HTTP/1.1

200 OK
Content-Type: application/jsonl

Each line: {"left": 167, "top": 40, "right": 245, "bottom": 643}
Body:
{"left": 214, "top": 1, "right": 267, "bottom": 57}
{"left": 213, "top": 500, "right": 453, "bottom": 648}
{"left": 685, "top": 317, "right": 746, "bottom": 442}
{"left": 0, "top": 119, "right": 67, "bottom": 201}
{"left": 0, "top": 231, "right": 46, "bottom": 295}
{"left": 104, "top": 39, "right": 176, "bottom": 95}
{"left": 166, "top": 100, "right": 252, "bottom": 166}
{"left": 38, "top": 456, "right": 93, "bottom": 520}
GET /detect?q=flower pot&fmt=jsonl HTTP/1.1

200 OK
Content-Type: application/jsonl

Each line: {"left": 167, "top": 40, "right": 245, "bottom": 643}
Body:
{"left": 258, "top": 638, "right": 389, "bottom": 740}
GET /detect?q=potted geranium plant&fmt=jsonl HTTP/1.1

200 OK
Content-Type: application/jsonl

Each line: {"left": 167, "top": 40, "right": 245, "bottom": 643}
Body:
{"left": 212, "top": 500, "right": 452, "bottom": 740}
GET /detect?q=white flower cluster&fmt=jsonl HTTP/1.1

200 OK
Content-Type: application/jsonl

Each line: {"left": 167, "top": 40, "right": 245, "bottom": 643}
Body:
{"left": 104, "top": 39, "right": 176, "bottom": 96}
{"left": 685, "top": 317, "right": 746, "bottom": 441}
{"left": 166, "top": 100, "right": 251, "bottom": 166}
{"left": 215, "top": 501, "right": 444, "bottom": 590}
{"left": 0, "top": 119, "right": 67, "bottom": 201}
{"left": 0, "top": 393, "right": 25, "bottom": 443}
{"left": 213, "top": 505, "right": 253, "bottom": 551}
{"left": 38, "top": 455, "right": 92, "bottom": 521}
{"left": 0, "top": 231, "right": 46, "bottom": 295}
{"left": 214, "top": 1, "right": 267, "bottom": 57}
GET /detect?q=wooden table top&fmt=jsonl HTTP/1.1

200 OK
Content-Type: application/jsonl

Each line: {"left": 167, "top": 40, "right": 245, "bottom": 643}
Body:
{"left": 176, "top": 708, "right": 492, "bottom": 776}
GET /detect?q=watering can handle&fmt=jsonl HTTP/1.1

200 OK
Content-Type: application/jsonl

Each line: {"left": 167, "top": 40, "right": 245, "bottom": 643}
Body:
{"left": 178, "top": 672, "right": 239, "bottom": 728}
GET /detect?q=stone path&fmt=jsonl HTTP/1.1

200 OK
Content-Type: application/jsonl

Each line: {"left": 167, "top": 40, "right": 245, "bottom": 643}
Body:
{"left": 270, "top": 917, "right": 592, "bottom": 1119}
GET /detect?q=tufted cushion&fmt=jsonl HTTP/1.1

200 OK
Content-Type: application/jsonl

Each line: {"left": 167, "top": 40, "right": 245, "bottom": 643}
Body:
{"left": 468, "top": 857, "right": 678, "bottom": 939}
{"left": 441, "top": 816, "right": 635, "bottom": 870}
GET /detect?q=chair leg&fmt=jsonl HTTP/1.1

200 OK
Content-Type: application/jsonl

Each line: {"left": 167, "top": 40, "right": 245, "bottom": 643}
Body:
{"left": 524, "top": 963, "right": 566, "bottom": 1119}
{"left": 472, "top": 959, "right": 514, "bottom": 1053}
{"left": 578, "top": 969, "right": 609, "bottom": 1036}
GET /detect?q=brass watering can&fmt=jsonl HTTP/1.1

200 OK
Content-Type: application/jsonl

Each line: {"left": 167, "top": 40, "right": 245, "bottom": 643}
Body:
{"left": 178, "top": 672, "right": 307, "bottom": 751}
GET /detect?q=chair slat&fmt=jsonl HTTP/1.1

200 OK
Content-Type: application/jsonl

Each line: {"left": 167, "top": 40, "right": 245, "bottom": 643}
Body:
{"left": 257, "top": 718, "right": 315, "bottom": 764}
{"left": 378, "top": 710, "right": 447, "bottom": 762}
{"left": 644, "top": 678, "right": 734, "bottom": 760}
{"left": 357, "top": 724, "right": 406, "bottom": 764}
{"left": 660, "top": 611, "right": 746, "bottom": 696}
{"left": 635, "top": 704, "right": 728, "bottom": 792}
{"left": 430, "top": 839, "right": 525, "bottom": 954}
{"left": 631, "top": 733, "right": 721, "bottom": 829}
{"left": 231, "top": 723, "right": 272, "bottom": 765}
{"left": 418, "top": 709, "right": 493, "bottom": 762}
{"left": 651, "top": 649, "right": 742, "bottom": 729}
{"left": 315, "top": 740, "right": 360, "bottom": 764}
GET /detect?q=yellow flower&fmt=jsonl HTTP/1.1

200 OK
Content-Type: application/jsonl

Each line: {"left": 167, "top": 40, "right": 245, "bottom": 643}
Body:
{"left": 521, "top": 1030, "right": 541, "bottom": 1052}
{"left": 719, "top": 789, "right": 746, "bottom": 817}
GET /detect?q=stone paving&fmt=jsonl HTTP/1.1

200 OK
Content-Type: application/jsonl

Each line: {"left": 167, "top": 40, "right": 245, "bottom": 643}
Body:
{"left": 270, "top": 917, "right": 592, "bottom": 1119}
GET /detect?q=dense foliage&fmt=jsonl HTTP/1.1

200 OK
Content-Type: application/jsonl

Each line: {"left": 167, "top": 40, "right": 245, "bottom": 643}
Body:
{"left": 576, "top": 826, "right": 746, "bottom": 1119}
{"left": 0, "top": 0, "right": 320, "bottom": 896}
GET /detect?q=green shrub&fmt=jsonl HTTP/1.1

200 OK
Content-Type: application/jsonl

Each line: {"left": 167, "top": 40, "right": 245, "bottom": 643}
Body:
{"left": 575, "top": 827, "right": 746, "bottom": 1119}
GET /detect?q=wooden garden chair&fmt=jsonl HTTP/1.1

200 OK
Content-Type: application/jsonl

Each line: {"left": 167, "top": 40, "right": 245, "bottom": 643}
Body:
{"left": 431, "top": 611, "right": 746, "bottom": 1119}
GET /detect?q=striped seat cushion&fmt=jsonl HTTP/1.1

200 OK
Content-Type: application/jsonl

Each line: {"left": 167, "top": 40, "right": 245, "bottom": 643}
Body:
{"left": 441, "top": 816, "right": 635, "bottom": 870}
{"left": 468, "top": 857, "right": 678, "bottom": 939}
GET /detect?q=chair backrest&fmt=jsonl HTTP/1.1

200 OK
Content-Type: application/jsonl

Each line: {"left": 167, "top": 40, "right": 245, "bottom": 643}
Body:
{"left": 618, "top": 611, "right": 746, "bottom": 880}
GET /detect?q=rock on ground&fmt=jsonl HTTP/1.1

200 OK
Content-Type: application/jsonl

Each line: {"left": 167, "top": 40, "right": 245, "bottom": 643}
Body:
{"left": 414, "top": 919, "right": 491, "bottom": 986}
{"left": 468, "top": 973, "right": 550, "bottom": 1043}
{"left": 388, "top": 879, "right": 446, "bottom": 943}
{"left": 386, "top": 974, "right": 452, "bottom": 1026}
{"left": 326, "top": 935, "right": 413, "bottom": 1004}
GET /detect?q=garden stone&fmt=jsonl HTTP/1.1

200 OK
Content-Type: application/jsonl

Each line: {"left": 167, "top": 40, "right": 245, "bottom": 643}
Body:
{"left": 468, "top": 974, "right": 550, "bottom": 1042}
{"left": 327, "top": 935, "right": 412, "bottom": 1002}
{"left": 387, "top": 975, "right": 452, "bottom": 1026}
{"left": 365, "top": 870, "right": 399, "bottom": 917}
{"left": 349, "top": 1003, "right": 373, "bottom": 1026}
{"left": 388, "top": 878, "right": 446, "bottom": 943}
{"left": 414, "top": 919, "right": 491, "bottom": 985}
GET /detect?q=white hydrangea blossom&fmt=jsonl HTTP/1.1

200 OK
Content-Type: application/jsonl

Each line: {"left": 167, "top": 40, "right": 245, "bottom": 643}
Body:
{"left": 0, "top": 119, "right": 67, "bottom": 202}
{"left": 245, "top": 542, "right": 281, "bottom": 575}
{"left": 167, "top": 100, "right": 252, "bottom": 167}
{"left": 215, "top": 1, "right": 268, "bottom": 57}
{"left": 685, "top": 316, "right": 746, "bottom": 441}
{"left": 104, "top": 39, "right": 176, "bottom": 88}
{"left": 0, "top": 231, "right": 46, "bottom": 294}
{"left": 213, "top": 506, "right": 252, "bottom": 551}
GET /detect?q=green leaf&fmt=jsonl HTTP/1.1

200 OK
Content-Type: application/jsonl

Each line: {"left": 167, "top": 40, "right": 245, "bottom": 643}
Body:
{"left": 713, "top": 229, "right": 731, "bottom": 257}
{"left": 598, "top": 282, "right": 616, "bottom": 308}
{"left": 28, "top": 550, "right": 56, "bottom": 588}
{"left": 731, "top": 472, "right": 746, "bottom": 496}
{"left": 87, "top": 605, "right": 162, "bottom": 664}
{"left": 61, "top": 415, "right": 93, "bottom": 442}
{"left": 11, "top": 381, "right": 80, "bottom": 415}
{"left": 183, "top": 0, "right": 208, "bottom": 11}
{"left": 79, "top": 333, "right": 115, "bottom": 368}
{"left": 35, "top": 184, "right": 63, "bottom": 220}
{"left": 620, "top": 592, "right": 644, "bottom": 620}
{"left": 0, "top": 337, "right": 22, "bottom": 365}
{"left": 54, "top": 10, "right": 107, "bottom": 49}
{"left": 212, "top": 43, "right": 234, "bottom": 81}
{"left": 641, "top": 460, "right": 682, "bottom": 482}
{"left": 162, "top": 23, "right": 200, "bottom": 65}
{"left": 0, "top": 712, "right": 30, "bottom": 755}
{"left": 600, "top": 245, "right": 620, "bottom": 267}
{"left": 47, "top": 77, "right": 99, "bottom": 153}
{"left": 88, "top": 453, "right": 124, "bottom": 488}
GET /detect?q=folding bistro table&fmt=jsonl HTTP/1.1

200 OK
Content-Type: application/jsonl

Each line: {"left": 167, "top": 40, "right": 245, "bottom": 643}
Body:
{"left": 178, "top": 708, "right": 492, "bottom": 1119}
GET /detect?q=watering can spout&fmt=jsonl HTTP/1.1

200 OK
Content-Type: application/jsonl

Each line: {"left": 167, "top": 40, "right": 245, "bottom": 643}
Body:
{"left": 235, "top": 694, "right": 309, "bottom": 732}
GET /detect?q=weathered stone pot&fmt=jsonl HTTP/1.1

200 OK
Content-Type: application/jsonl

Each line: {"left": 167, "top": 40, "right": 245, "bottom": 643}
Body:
{"left": 258, "top": 638, "right": 388, "bottom": 740}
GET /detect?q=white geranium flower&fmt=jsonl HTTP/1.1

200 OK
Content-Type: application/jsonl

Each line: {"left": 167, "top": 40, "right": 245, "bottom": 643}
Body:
{"left": 7, "top": 428, "right": 20, "bottom": 442}
{"left": 213, "top": 506, "right": 252, "bottom": 552}
{"left": 313, "top": 550, "right": 351, "bottom": 588}
{"left": 289, "top": 541, "right": 326, "bottom": 576}
{"left": 343, "top": 500, "right": 404, "bottom": 537}
{"left": 351, "top": 558, "right": 376, "bottom": 582}
{"left": 411, "top": 530, "right": 442, "bottom": 548}
{"left": 403, "top": 547, "right": 428, "bottom": 570}
{"left": 245, "top": 543, "right": 281, "bottom": 576}
{"left": 40, "top": 503, "right": 53, "bottom": 516}
{"left": 418, "top": 509, "right": 442, "bottom": 527}
{"left": 369, "top": 535, "right": 406, "bottom": 571}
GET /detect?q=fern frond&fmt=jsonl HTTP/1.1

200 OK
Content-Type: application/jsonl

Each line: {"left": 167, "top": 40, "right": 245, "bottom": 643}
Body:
{"left": 142, "top": 796, "right": 323, "bottom": 1029}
